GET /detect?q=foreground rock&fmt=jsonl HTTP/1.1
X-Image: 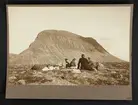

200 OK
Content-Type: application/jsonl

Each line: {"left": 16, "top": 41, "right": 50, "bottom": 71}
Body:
{"left": 17, "top": 80, "right": 26, "bottom": 85}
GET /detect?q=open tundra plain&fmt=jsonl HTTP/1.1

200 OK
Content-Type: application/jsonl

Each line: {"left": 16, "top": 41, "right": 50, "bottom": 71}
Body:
{"left": 7, "top": 62, "right": 129, "bottom": 86}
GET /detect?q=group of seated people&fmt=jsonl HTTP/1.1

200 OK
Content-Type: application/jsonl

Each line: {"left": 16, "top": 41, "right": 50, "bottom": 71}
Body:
{"left": 65, "top": 54, "right": 99, "bottom": 71}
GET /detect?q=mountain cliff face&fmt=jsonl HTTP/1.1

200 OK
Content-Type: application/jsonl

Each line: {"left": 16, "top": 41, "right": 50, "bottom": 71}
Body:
{"left": 9, "top": 30, "right": 124, "bottom": 65}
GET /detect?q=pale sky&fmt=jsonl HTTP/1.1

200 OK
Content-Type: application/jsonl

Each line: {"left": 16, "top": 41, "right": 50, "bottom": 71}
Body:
{"left": 7, "top": 5, "right": 132, "bottom": 61}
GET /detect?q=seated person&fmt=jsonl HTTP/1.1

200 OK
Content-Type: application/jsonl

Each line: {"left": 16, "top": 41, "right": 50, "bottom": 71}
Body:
{"left": 70, "top": 58, "right": 76, "bottom": 69}
{"left": 87, "top": 57, "right": 95, "bottom": 70}
{"left": 65, "top": 58, "right": 70, "bottom": 68}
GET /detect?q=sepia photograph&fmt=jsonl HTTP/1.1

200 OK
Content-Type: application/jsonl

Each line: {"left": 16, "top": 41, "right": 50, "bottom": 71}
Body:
{"left": 6, "top": 4, "right": 133, "bottom": 99}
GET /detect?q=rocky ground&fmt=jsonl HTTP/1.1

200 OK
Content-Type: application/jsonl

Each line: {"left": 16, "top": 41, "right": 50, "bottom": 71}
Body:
{"left": 7, "top": 62, "right": 130, "bottom": 86}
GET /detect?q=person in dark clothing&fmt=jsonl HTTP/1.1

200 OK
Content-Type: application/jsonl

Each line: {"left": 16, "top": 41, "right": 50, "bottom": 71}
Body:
{"left": 77, "top": 54, "right": 89, "bottom": 70}
{"left": 65, "top": 58, "right": 70, "bottom": 68}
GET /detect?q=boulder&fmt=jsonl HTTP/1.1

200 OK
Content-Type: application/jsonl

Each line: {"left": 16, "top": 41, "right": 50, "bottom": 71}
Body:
{"left": 72, "top": 69, "right": 81, "bottom": 73}
{"left": 97, "top": 62, "right": 105, "bottom": 70}
{"left": 31, "top": 64, "right": 47, "bottom": 70}
{"left": 17, "top": 80, "right": 26, "bottom": 85}
{"left": 9, "top": 76, "right": 17, "bottom": 83}
{"left": 42, "top": 66, "right": 49, "bottom": 71}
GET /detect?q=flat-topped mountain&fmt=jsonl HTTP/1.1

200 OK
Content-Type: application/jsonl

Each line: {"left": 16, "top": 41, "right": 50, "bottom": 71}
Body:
{"left": 9, "top": 30, "right": 125, "bottom": 65}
